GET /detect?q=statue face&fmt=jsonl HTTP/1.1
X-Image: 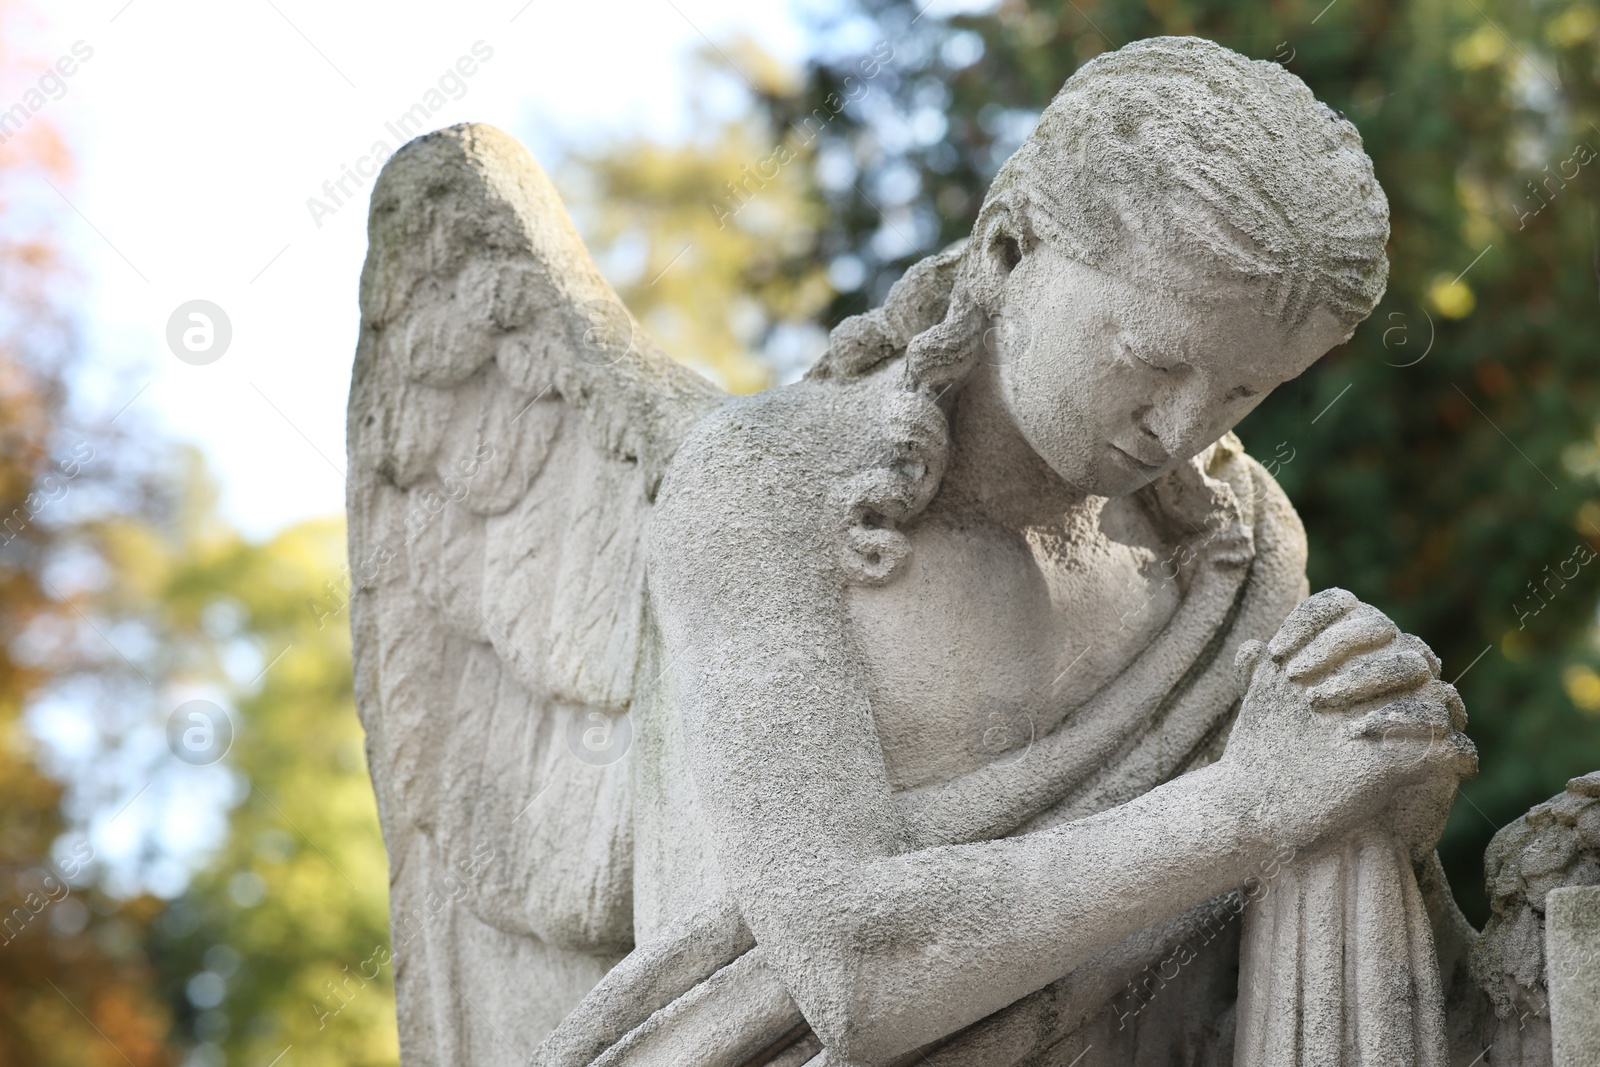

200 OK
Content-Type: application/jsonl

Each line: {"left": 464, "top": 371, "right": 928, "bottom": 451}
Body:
{"left": 993, "top": 239, "right": 1349, "bottom": 497}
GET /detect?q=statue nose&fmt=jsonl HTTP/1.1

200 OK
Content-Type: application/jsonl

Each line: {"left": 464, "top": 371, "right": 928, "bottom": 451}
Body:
{"left": 1131, "top": 404, "right": 1179, "bottom": 463}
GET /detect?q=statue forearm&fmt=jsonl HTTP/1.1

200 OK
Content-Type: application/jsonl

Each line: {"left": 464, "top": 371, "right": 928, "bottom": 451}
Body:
{"left": 762, "top": 761, "right": 1269, "bottom": 1064}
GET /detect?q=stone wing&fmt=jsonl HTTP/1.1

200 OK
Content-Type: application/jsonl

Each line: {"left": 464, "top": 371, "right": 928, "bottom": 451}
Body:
{"left": 347, "top": 124, "right": 725, "bottom": 1063}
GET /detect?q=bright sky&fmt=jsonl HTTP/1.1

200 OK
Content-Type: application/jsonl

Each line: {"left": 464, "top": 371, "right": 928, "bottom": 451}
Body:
{"left": 27, "top": 0, "right": 823, "bottom": 539}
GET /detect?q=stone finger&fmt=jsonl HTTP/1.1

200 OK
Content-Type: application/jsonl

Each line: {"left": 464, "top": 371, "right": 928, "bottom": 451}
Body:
{"left": 1347, "top": 704, "right": 1475, "bottom": 777}
{"left": 1408, "top": 728, "right": 1479, "bottom": 780}
{"left": 1347, "top": 696, "right": 1453, "bottom": 739}
{"left": 1286, "top": 607, "right": 1398, "bottom": 681}
{"left": 1268, "top": 587, "right": 1359, "bottom": 663}
{"left": 1234, "top": 639, "right": 1266, "bottom": 696}
{"left": 1308, "top": 649, "right": 1432, "bottom": 709}
{"left": 1447, "top": 730, "right": 1479, "bottom": 778}
{"left": 1370, "top": 681, "right": 1465, "bottom": 733}
{"left": 1209, "top": 541, "right": 1255, "bottom": 572}
{"left": 1393, "top": 632, "right": 1442, "bottom": 677}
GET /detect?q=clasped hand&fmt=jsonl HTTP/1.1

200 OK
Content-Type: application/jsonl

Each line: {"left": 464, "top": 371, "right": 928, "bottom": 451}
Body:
{"left": 1225, "top": 588, "right": 1477, "bottom": 855}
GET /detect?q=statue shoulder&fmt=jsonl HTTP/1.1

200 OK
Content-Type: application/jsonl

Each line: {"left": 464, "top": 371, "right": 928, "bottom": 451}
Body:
{"left": 651, "top": 375, "right": 886, "bottom": 579}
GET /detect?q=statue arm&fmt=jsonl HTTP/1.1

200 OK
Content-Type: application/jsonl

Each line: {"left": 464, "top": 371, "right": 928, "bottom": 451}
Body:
{"left": 647, "top": 410, "right": 1280, "bottom": 1065}
{"left": 656, "top": 599, "right": 1267, "bottom": 1063}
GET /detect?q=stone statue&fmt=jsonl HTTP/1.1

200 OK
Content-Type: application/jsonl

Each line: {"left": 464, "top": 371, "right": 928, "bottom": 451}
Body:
{"left": 345, "top": 35, "right": 1600, "bottom": 1067}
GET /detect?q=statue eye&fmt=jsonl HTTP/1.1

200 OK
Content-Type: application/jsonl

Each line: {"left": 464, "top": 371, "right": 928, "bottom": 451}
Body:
{"left": 1227, "top": 385, "right": 1261, "bottom": 401}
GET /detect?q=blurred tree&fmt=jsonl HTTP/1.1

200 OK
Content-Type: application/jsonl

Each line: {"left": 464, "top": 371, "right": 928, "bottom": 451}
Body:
{"left": 72, "top": 455, "right": 397, "bottom": 1067}
{"left": 0, "top": 332, "right": 177, "bottom": 1067}
{"left": 558, "top": 42, "right": 837, "bottom": 393}
{"left": 0, "top": 3, "right": 176, "bottom": 1064}
{"left": 766, "top": 0, "right": 1600, "bottom": 923}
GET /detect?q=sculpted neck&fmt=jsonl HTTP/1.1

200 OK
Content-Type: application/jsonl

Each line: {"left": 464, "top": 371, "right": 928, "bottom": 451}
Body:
{"left": 934, "top": 359, "right": 1090, "bottom": 528}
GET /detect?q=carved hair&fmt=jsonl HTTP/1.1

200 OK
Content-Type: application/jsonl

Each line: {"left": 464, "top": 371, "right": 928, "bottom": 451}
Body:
{"left": 811, "top": 36, "right": 1391, "bottom": 584}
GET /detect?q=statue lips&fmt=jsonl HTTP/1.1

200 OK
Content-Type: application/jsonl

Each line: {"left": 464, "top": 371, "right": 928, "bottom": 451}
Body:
{"left": 1111, "top": 442, "right": 1167, "bottom": 474}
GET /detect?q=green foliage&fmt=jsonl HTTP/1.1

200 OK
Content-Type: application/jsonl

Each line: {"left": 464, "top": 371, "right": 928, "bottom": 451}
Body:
{"left": 557, "top": 44, "right": 837, "bottom": 393}
{"left": 0, "top": 386, "right": 177, "bottom": 1067}
{"left": 565, "top": 128, "right": 834, "bottom": 393}
{"left": 39, "top": 451, "right": 394, "bottom": 1064}
{"left": 98, "top": 462, "right": 399, "bottom": 1066}
{"left": 779, "top": 0, "right": 1600, "bottom": 923}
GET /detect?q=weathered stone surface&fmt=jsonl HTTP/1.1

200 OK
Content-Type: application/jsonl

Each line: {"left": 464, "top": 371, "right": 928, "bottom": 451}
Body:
{"left": 1547, "top": 885, "right": 1600, "bottom": 1066}
{"left": 1474, "top": 773, "right": 1600, "bottom": 1065}
{"left": 346, "top": 33, "right": 1593, "bottom": 1067}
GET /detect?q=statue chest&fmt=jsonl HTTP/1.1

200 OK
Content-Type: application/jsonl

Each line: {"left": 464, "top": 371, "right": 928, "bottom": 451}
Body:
{"left": 844, "top": 496, "right": 1182, "bottom": 791}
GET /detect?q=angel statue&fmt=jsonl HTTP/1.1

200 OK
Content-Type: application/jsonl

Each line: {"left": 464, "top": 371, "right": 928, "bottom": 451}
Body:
{"left": 347, "top": 35, "right": 1600, "bottom": 1067}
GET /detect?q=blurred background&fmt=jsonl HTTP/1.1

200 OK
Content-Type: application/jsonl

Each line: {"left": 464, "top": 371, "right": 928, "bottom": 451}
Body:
{"left": 2, "top": 0, "right": 1598, "bottom": 1063}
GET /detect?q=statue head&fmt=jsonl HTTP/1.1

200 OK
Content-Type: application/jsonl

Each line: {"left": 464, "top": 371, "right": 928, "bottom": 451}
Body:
{"left": 968, "top": 35, "right": 1390, "bottom": 495}
{"left": 817, "top": 36, "right": 1390, "bottom": 582}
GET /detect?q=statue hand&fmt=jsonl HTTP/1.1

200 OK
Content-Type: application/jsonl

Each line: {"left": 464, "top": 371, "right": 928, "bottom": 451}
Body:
{"left": 1266, "top": 587, "right": 1476, "bottom": 855}
{"left": 1226, "top": 589, "right": 1477, "bottom": 853}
